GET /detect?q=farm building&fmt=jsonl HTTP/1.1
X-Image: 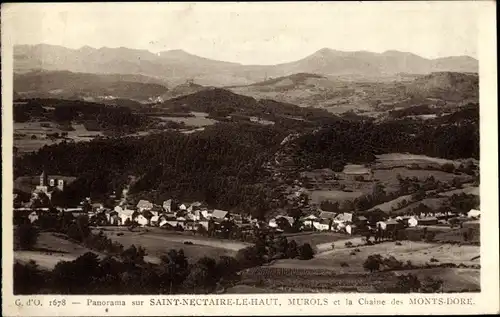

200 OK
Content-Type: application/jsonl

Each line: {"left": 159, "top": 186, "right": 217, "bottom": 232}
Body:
{"left": 339, "top": 164, "right": 373, "bottom": 181}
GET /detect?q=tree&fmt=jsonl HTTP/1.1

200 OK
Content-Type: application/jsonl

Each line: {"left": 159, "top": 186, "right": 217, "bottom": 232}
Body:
{"left": 298, "top": 243, "right": 314, "bottom": 260}
{"left": 420, "top": 277, "right": 443, "bottom": 293}
{"left": 286, "top": 240, "right": 299, "bottom": 259}
{"left": 395, "top": 274, "right": 421, "bottom": 293}
{"left": 363, "top": 254, "right": 383, "bottom": 272}
{"left": 14, "top": 261, "right": 45, "bottom": 294}
{"left": 15, "top": 223, "right": 39, "bottom": 250}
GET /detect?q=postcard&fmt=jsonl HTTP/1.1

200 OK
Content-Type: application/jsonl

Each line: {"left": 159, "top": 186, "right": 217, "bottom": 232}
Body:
{"left": 2, "top": 2, "right": 498, "bottom": 316}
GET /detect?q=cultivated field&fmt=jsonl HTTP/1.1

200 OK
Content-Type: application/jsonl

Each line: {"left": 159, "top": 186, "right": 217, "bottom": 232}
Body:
{"left": 14, "top": 122, "right": 104, "bottom": 153}
{"left": 14, "top": 232, "right": 102, "bottom": 269}
{"left": 95, "top": 227, "right": 251, "bottom": 262}
{"left": 233, "top": 239, "right": 480, "bottom": 293}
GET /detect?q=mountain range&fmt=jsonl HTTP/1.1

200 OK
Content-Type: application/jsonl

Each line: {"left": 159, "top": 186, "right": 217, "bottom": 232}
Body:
{"left": 14, "top": 44, "right": 478, "bottom": 87}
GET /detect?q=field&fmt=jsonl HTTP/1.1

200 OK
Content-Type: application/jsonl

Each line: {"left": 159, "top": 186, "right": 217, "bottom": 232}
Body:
{"left": 14, "top": 232, "right": 102, "bottom": 269}
{"left": 14, "top": 122, "right": 104, "bottom": 153}
{"left": 309, "top": 190, "right": 365, "bottom": 204}
{"left": 232, "top": 239, "right": 480, "bottom": 293}
{"left": 154, "top": 111, "right": 217, "bottom": 127}
{"left": 94, "top": 227, "right": 251, "bottom": 262}
{"left": 282, "top": 232, "right": 358, "bottom": 252}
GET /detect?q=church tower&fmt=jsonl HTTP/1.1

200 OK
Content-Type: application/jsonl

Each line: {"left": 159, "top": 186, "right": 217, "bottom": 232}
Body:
{"left": 39, "top": 170, "right": 48, "bottom": 187}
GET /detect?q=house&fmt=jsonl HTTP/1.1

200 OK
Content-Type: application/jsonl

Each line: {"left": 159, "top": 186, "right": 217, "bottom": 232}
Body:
{"left": 187, "top": 202, "right": 203, "bottom": 213}
{"left": 179, "top": 204, "right": 187, "bottom": 211}
{"left": 268, "top": 218, "right": 278, "bottom": 228}
{"left": 345, "top": 224, "right": 354, "bottom": 235}
{"left": 408, "top": 216, "right": 418, "bottom": 227}
{"left": 163, "top": 199, "right": 173, "bottom": 213}
{"left": 300, "top": 214, "right": 318, "bottom": 229}
{"left": 313, "top": 219, "right": 330, "bottom": 231}
{"left": 28, "top": 211, "right": 39, "bottom": 223}
{"left": 355, "top": 215, "right": 368, "bottom": 224}
{"left": 334, "top": 213, "right": 353, "bottom": 229}
{"left": 467, "top": 209, "right": 480, "bottom": 219}
{"left": 212, "top": 209, "right": 229, "bottom": 221}
{"left": 92, "top": 203, "right": 104, "bottom": 212}
{"left": 135, "top": 214, "right": 149, "bottom": 227}
{"left": 109, "top": 211, "right": 120, "bottom": 225}
{"left": 319, "top": 211, "right": 337, "bottom": 221}
{"left": 117, "top": 208, "right": 135, "bottom": 225}
{"left": 340, "top": 164, "right": 373, "bottom": 181}
{"left": 150, "top": 215, "right": 160, "bottom": 226}
{"left": 136, "top": 200, "right": 153, "bottom": 212}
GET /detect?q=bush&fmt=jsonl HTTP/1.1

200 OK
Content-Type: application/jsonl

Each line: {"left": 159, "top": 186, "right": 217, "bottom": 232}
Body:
{"left": 15, "top": 224, "right": 39, "bottom": 250}
{"left": 340, "top": 262, "right": 349, "bottom": 267}
{"left": 363, "top": 254, "right": 383, "bottom": 272}
{"left": 382, "top": 256, "right": 403, "bottom": 270}
{"left": 345, "top": 241, "right": 353, "bottom": 248}
{"left": 395, "top": 274, "right": 421, "bottom": 293}
{"left": 395, "top": 241, "right": 402, "bottom": 246}
{"left": 441, "top": 163, "right": 455, "bottom": 173}
{"left": 350, "top": 251, "right": 357, "bottom": 256}
{"left": 286, "top": 240, "right": 299, "bottom": 259}
{"left": 430, "top": 258, "right": 439, "bottom": 263}
{"left": 420, "top": 277, "right": 444, "bottom": 293}
{"left": 298, "top": 243, "right": 314, "bottom": 260}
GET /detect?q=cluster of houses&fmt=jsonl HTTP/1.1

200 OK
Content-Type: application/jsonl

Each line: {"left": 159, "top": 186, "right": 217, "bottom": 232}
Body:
{"left": 86, "top": 199, "right": 249, "bottom": 231}
{"left": 267, "top": 208, "right": 481, "bottom": 235}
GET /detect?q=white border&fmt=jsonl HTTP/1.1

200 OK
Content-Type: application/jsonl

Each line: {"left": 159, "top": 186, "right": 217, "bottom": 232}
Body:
{"left": 2, "top": 2, "right": 499, "bottom": 316}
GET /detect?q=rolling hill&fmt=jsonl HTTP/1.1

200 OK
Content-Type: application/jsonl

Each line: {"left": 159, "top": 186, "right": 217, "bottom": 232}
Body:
{"left": 15, "top": 44, "right": 479, "bottom": 87}
{"left": 14, "top": 70, "right": 169, "bottom": 102}
{"left": 229, "top": 71, "right": 479, "bottom": 113}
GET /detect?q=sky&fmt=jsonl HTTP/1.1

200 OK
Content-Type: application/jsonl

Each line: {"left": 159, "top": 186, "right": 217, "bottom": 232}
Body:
{"left": 3, "top": 2, "right": 480, "bottom": 65}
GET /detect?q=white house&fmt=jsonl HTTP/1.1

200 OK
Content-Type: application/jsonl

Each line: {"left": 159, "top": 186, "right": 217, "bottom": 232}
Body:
{"left": 313, "top": 219, "right": 330, "bottom": 231}
{"left": 268, "top": 218, "right": 278, "bottom": 228}
{"left": 408, "top": 216, "right": 418, "bottom": 227}
{"left": 136, "top": 200, "right": 153, "bottom": 212}
{"left": 28, "top": 211, "right": 39, "bottom": 223}
{"left": 117, "top": 208, "right": 135, "bottom": 225}
{"left": 467, "top": 209, "right": 480, "bottom": 219}
{"left": 136, "top": 214, "right": 149, "bottom": 227}
{"left": 163, "top": 199, "right": 173, "bottom": 213}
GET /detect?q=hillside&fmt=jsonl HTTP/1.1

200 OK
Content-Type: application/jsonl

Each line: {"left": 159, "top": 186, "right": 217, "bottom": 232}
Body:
{"left": 14, "top": 70, "right": 169, "bottom": 102}
{"left": 230, "top": 71, "right": 479, "bottom": 113}
{"left": 157, "top": 88, "right": 341, "bottom": 127}
{"left": 15, "top": 45, "right": 478, "bottom": 87}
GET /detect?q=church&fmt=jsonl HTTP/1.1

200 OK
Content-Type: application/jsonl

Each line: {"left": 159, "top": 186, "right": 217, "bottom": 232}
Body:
{"left": 33, "top": 170, "right": 66, "bottom": 200}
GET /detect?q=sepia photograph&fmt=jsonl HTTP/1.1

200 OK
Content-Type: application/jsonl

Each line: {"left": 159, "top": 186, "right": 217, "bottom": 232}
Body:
{"left": 1, "top": 2, "right": 498, "bottom": 315}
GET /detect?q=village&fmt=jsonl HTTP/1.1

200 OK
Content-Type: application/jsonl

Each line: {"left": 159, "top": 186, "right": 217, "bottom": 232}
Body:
{"left": 16, "top": 169, "right": 481, "bottom": 242}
